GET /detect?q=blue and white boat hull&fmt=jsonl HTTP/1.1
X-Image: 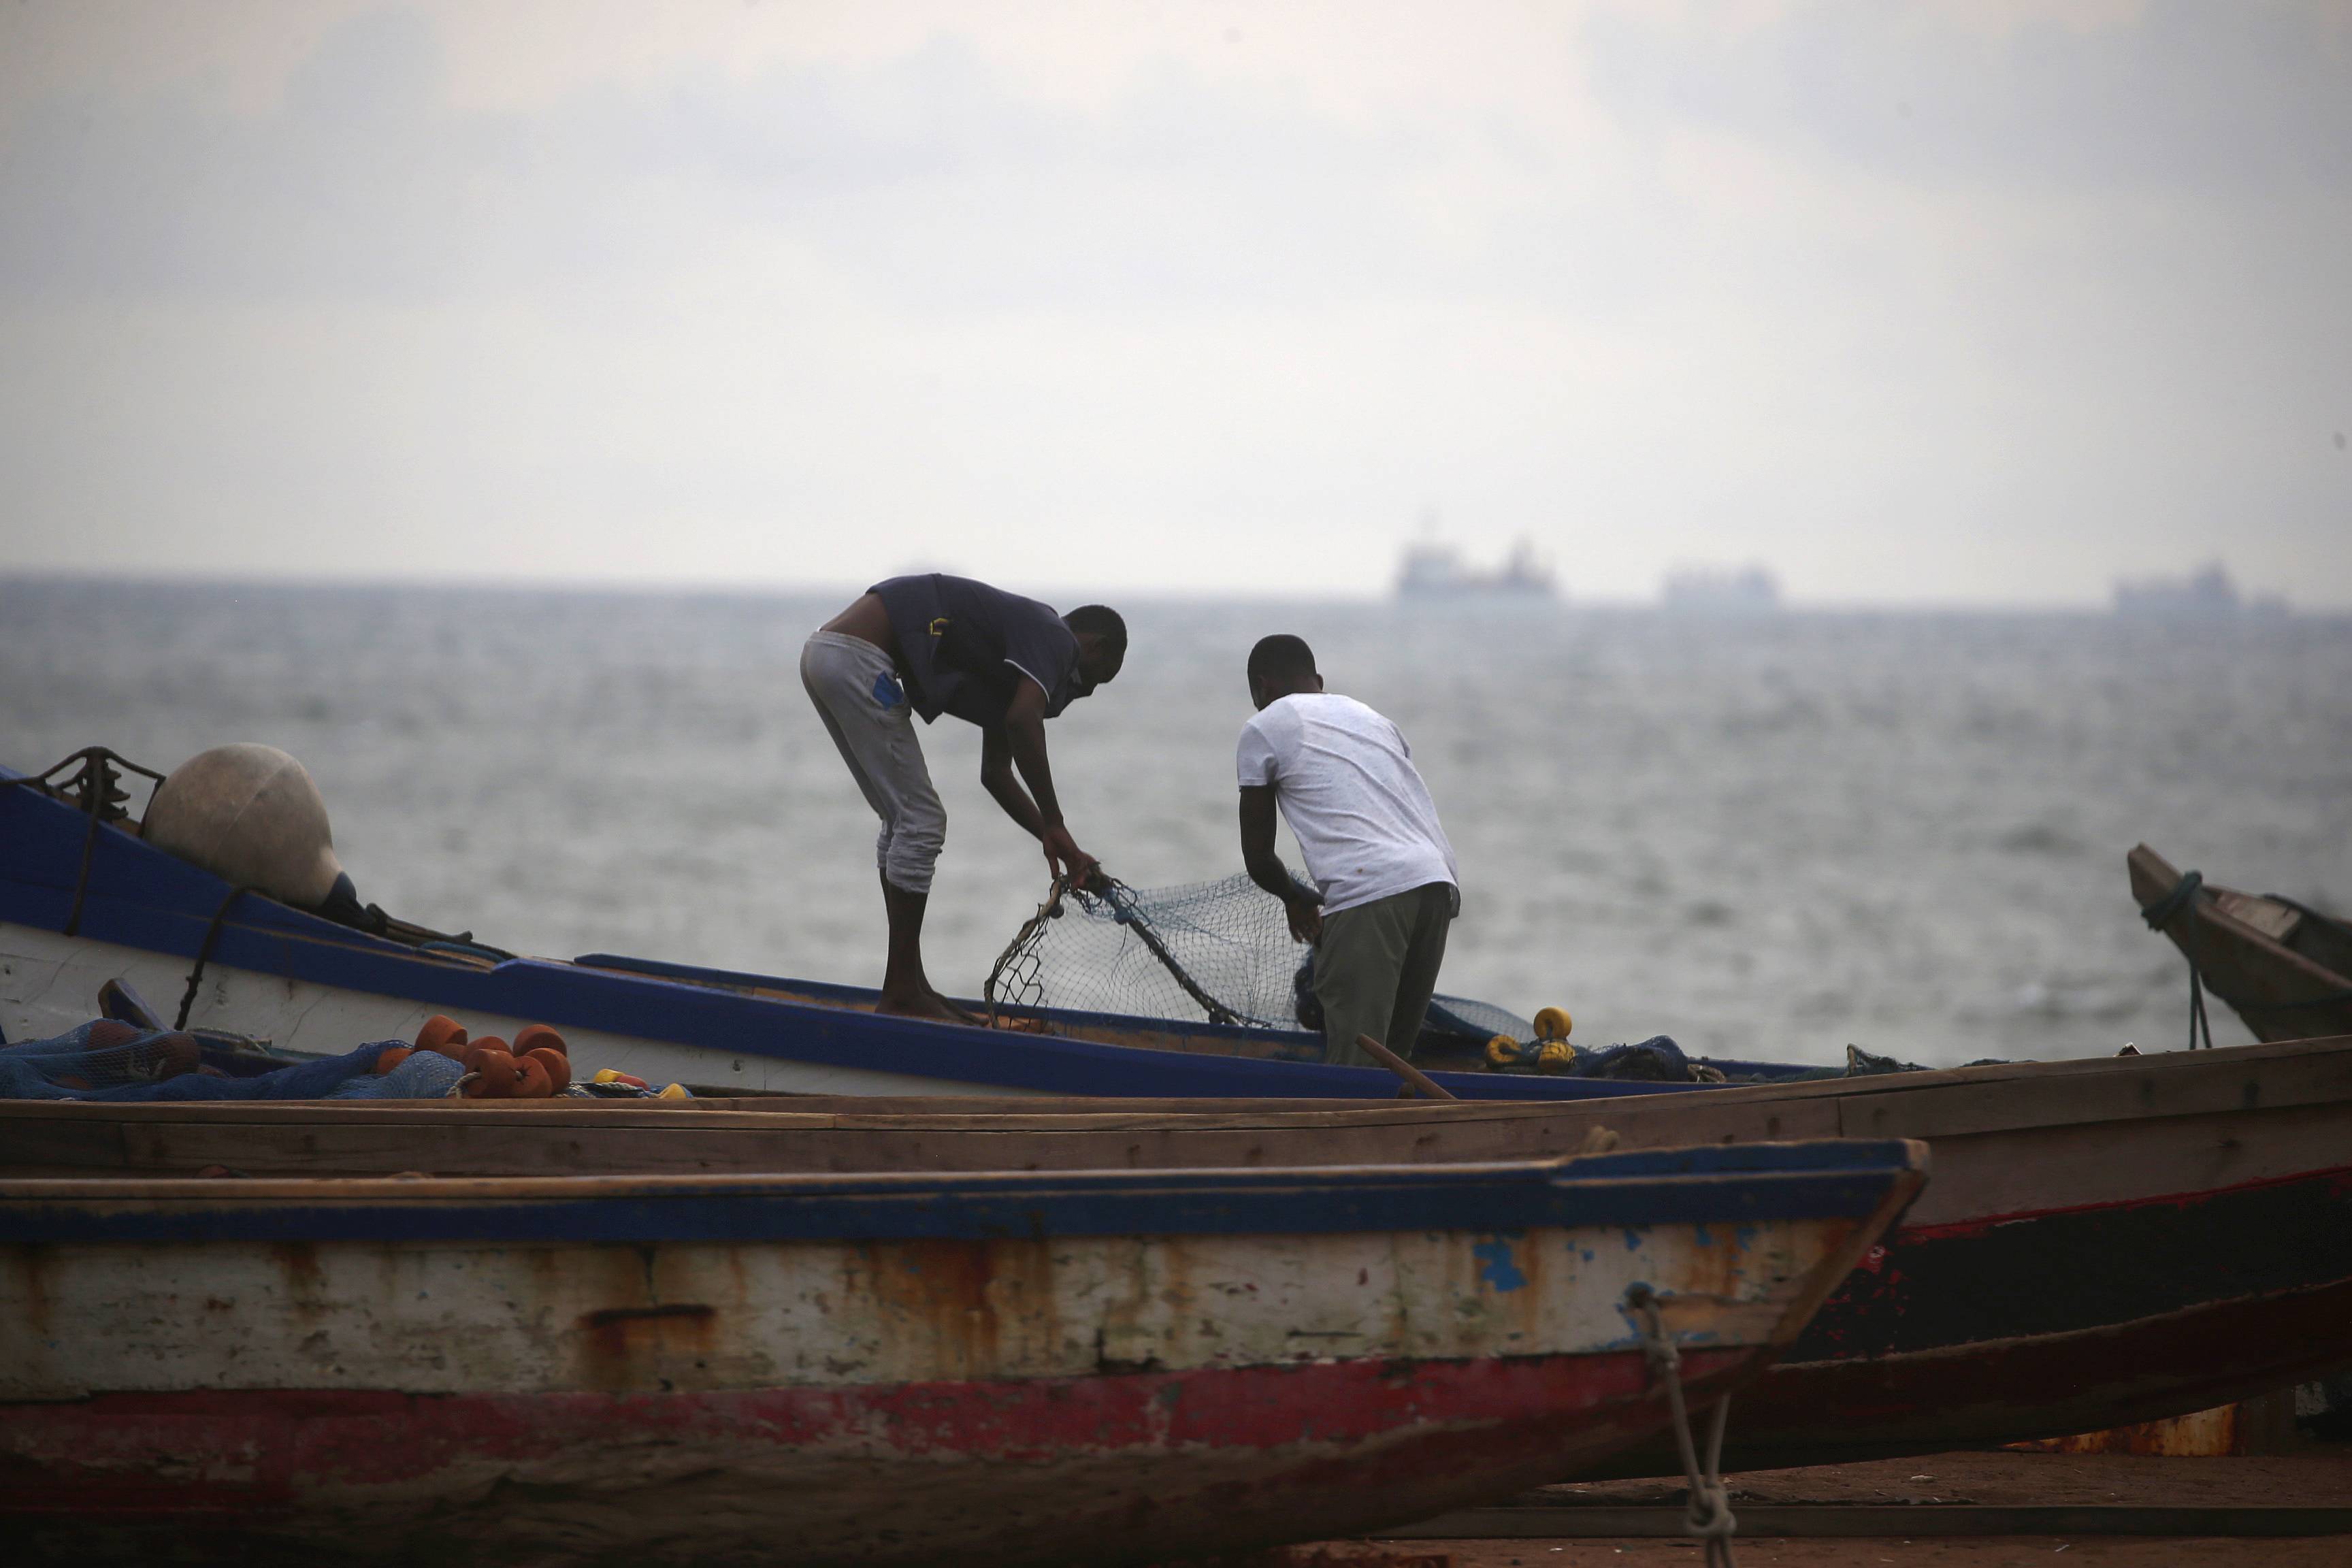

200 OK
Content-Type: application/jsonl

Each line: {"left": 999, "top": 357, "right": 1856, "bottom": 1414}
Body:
{"left": 2, "top": 775, "right": 1743, "bottom": 1100}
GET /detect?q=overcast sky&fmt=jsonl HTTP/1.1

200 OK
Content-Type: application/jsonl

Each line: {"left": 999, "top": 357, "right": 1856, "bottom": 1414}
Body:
{"left": 1, "top": 1, "right": 2346, "bottom": 605}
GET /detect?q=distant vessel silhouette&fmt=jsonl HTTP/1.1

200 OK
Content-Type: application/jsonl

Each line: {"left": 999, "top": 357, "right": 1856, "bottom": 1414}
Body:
{"left": 1662, "top": 565, "right": 1781, "bottom": 614}
{"left": 2112, "top": 563, "right": 2286, "bottom": 619}
{"left": 1395, "top": 538, "right": 1556, "bottom": 600}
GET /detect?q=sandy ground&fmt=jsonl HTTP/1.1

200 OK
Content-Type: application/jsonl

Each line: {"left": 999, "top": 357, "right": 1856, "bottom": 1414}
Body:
{"left": 1375, "top": 1543, "right": 2352, "bottom": 1566}
{"left": 1521, "top": 1448, "right": 2352, "bottom": 1507}
{"left": 1261, "top": 1450, "right": 2352, "bottom": 1568}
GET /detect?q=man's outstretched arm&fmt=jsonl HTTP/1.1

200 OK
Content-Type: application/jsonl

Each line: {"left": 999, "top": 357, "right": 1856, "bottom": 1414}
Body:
{"left": 983, "top": 678, "right": 1100, "bottom": 887}
{"left": 1239, "top": 785, "right": 1322, "bottom": 942}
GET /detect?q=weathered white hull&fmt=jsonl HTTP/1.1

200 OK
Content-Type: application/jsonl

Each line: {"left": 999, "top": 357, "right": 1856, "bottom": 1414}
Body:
{"left": 0, "top": 1148, "right": 1925, "bottom": 1565}
{"left": 0, "top": 783, "right": 1658, "bottom": 1100}
{"left": 0, "top": 919, "right": 1001, "bottom": 1096}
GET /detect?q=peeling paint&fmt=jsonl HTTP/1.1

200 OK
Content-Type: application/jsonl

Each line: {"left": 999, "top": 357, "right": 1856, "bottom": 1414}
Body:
{"left": 1472, "top": 1238, "right": 1526, "bottom": 1294}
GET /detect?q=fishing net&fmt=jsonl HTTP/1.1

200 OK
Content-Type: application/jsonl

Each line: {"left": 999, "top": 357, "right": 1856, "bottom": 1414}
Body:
{"left": 987, "top": 875, "right": 1309, "bottom": 1029}
{"left": 0, "top": 1024, "right": 457, "bottom": 1101}
{"left": 984, "top": 873, "right": 1537, "bottom": 1048}
{"left": 0, "top": 1018, "right": 205, "bottom": 1094}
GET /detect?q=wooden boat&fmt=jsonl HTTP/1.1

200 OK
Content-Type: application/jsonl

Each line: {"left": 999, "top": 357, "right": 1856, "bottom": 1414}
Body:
{"left": 1, "top": 758, "right": 1801, "bottom": 1100}
{"left": 2129, "top": 843, "right": 2352, "bottom": 1044}
{"left": 0, "top": 1141, "right": 1924, "bottom": 1565}
{"left": 14, "top": 1033, "right": 2347, "bottom": 1475}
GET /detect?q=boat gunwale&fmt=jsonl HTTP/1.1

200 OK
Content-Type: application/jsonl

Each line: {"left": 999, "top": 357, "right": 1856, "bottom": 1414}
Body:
{"left": 0, "top": 1140, "right": 1928, "bottom": 1246}
{"left": 1, "top": 1032, "right": 2342, "bottom": 1134}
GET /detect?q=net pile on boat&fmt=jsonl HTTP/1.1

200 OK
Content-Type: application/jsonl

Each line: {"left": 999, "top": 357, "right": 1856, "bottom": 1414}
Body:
{"left": 0, "top": 1019, "right": 205, "bottom": 1094}
{"left": 0, "top": 1023, "right": 461, "bottom": 1101}
{"left": 984, "top": 873, "right": 1536, "bottom": 1049}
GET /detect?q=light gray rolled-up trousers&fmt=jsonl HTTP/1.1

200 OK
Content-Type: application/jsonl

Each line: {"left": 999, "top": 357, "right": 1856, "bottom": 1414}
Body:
{"left": 800, "top": 631, "right": 947, "bottom": 896}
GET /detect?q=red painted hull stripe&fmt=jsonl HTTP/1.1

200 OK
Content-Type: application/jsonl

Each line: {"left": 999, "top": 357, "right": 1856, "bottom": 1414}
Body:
{"left": 0, "top": 1348, "right": 1750, "bottom": 1519}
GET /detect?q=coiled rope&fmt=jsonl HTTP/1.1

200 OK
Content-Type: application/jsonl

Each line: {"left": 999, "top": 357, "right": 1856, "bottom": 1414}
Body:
{"left": 1627, "top": 1283, "right": 1738, "bottom": 1568}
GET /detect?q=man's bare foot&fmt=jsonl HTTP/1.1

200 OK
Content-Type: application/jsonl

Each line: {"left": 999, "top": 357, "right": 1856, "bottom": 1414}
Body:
{"left": 875, "top": 990, "right": 966, "bottom": 1023}
{"left": 926, "top": 988, "right": 985, "bottom": 1025}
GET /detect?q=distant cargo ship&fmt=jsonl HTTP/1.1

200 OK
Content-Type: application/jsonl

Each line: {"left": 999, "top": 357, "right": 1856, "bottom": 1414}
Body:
{"left": 2112, "top": 563, "right": 2286, "bottom": 619}
{"left": 1395, "top": 538, "right": 1556, "bottom": 600}
{"left": 1662, "top": 565, "right": 1781, "bottom": 614}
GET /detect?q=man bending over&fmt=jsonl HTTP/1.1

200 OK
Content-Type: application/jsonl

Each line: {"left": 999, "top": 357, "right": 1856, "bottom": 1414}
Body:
{"left": 1235, "top": 634, "right": 1459, "bottom": 1066}
{"left": 803, "top": 574, "right": 1126, "bottom": 1020}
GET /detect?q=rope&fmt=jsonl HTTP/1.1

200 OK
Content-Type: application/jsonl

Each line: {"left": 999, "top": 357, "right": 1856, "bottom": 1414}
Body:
{"left": 3, "top": 747, "right": 167, "bottom": 938}
{"left": 175, "top": 885, "right": 262, "bottom": 1030}
{"left": 1627, "top": 1284, "right": 1738, "bottom": 1568}
{"left": 2140, "top": 870, "right": 2214, "bottom": 1049}
{"left": 2138, "top": 869, "right": 2203, "bottom": 932}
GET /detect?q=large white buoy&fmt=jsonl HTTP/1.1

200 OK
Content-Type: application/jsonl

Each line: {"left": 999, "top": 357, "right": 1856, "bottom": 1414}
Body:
{"left": 142, "top": 744, "right": 346, "bottom": 909}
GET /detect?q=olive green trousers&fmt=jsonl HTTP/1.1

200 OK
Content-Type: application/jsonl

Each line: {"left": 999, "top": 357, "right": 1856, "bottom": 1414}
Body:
{"left": 1314, "top": 881, "right": 1455, "bottom": 1067}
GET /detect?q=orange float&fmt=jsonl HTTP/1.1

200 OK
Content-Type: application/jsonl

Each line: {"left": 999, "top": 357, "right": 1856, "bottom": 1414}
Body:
{"left": 373, "top": 1045, "right": 414, "bottom": 1075}
{"left": 415, "top": 1015, "right": 469, "bottom": 1057}
{"left": 462, "top": 1047, "right": 519, "bottom": 1098}
{"left": 523, "top": 1047, "right": 570, "bottom": 1092}
{"left": 153, "top": 1032, "right": 203, "bottom": 1079}
{"left": 511, "top": 1024, "right": 567, "bottom": 1059}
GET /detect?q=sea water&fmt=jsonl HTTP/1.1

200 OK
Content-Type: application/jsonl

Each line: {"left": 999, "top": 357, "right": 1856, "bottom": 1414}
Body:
{"left": 4, "top": 578, "right": 2347, "bottom": 1067}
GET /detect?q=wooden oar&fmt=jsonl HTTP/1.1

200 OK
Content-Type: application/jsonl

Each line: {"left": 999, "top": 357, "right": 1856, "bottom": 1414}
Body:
{"left": 1357, "top": 1034, "right": 1457, "bottom": 1101}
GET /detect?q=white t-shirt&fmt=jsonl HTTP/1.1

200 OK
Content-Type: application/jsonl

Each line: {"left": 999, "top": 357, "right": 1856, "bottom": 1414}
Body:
{"left": 1235, "top": 693, "right": 1458, "bottom": 917}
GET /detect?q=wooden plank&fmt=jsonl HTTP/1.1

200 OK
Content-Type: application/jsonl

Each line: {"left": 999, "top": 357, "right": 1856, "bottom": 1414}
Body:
{"left": 4, "top": 1037, "right": 2347, "bottom": 1186}
{"left": 2130, "top": 846, "right": 2347, "bottom": 989}
{"left": 2010, "top": 1391, "right": 2300, "bottom": 1457}
{"left": 0, "top": 1095, "right": 1842, "bottom": 1178}
{"left": 719, "top": 1032, "right": 2352, "bottom": 1124}
{"left": 2130, "top": 844, "right": 2352, "bottom": 1041}
{"left": 1377, "top": 1504, "right": 2352, "bottom": 1539}
{"left": 1355, "top": 1034, "right": 1458, "bottom": 1100}
{"left": 1894, "top": 1098, "right": 2352, "bottom": 1228}
{"left": 48, "top": 1088, "right": 2338, "bottom": 1226}
{"left": 1834, "top": 1039, "right": 2352, "bottom": 1141}
{"left": 0, "top": 1113, "right": 129, "bottom": 1173}
{"left": 0, "top": 1032, "right": 2343, "bottom": 1137}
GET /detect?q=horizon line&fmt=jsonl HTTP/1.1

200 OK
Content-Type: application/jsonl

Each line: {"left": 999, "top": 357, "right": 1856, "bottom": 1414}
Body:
{"left": 0, "top": 566, "right": 2340, "bottom": 618}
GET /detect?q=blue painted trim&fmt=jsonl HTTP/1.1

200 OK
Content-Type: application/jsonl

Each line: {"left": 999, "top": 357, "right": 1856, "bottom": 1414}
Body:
{"left": 0, "top": 781, "right": 1706, "bottom": 1101}
{"left": 581, "top": 950, "right": 1806, "bottom": 1082}
{"left": 0, "top": 1141, "right": 1920, "bottom": 1245}
{"left": 577, "top": 949, "right": 1330, "bottom": 1062}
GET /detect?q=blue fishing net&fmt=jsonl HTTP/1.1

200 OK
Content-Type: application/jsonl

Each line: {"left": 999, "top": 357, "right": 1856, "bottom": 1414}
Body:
{"left": 1420, "top": 994, "right": 1536, "bottom": 1045}
{"left": 0, "top": 1026, "right": 457, "bottom": 1101}
{"left": 0, "top": 1019, "right": 212, "bottom": 1096}
{"left": 325, "top": 1048, "right": 466, "bottom": 1098}
{"left": 1565, "top": 1035, "right": 1692, "bottom": 1081}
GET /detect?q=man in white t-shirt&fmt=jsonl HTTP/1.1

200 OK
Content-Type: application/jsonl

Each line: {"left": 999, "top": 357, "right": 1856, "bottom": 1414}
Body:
{"left": 1234, "top": 634, "right": 1460, "bottom": 1067}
